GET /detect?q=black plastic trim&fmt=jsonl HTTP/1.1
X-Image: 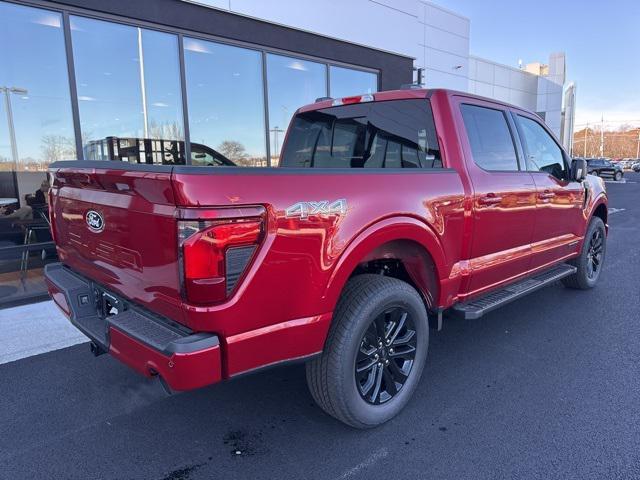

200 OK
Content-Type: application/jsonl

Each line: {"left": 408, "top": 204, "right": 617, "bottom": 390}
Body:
{"left": 44, "top": 263, "right": 219, "bottom": 355}
{"left": 171, "top": 166, "right": 457, "bottom": 176}
{"left": 451, "top": 264, "right": 577, "bottom": 320}
{"left": 49, "top": 160, "right": 457, "bottom": 176}
{"left": 229, "top": 352, "right": 322, "bottom": 379}
{"left": 49, "top": 160, "right": 174, "bottom": 173}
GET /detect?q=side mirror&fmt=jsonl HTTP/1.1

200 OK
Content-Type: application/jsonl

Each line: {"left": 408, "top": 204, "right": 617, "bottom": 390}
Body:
{"left": 571, "top": 158, "right": 587, "bottom": 181}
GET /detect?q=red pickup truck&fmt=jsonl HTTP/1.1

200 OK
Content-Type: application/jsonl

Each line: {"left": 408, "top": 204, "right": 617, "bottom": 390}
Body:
{"left": 45, "top": 88, "right": 607, "bottom": 428}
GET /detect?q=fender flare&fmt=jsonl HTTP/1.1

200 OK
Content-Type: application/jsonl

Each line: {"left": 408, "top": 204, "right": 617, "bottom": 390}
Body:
{"left": 322, "top": 216, "right": 448, "bottom": 312}
{"left": 587, "top": 193, "right": 608, "bottom": 225}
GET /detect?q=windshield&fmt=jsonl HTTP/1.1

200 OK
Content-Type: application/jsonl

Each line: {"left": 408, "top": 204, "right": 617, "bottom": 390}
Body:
{"left": 280, "top": 99, "right": 442, "bottom": 169}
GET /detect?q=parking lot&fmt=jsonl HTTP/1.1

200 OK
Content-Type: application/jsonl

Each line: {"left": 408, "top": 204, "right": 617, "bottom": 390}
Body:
{"left": 1, "top": 173, "right": 639, "bottom": 480}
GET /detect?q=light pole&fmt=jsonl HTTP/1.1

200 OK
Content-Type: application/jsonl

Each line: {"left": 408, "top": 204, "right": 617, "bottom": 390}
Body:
{"left": 270, "top": 126, "right": 284, "bottom": 158}
{"left": 584, "top": 123, "right": 588, "bottom": 157}
{"left": 1, "top": 86, "right": 28, "bottom": 164}
{"left": 600, "top": 114, "right": 604, "bottom": 157}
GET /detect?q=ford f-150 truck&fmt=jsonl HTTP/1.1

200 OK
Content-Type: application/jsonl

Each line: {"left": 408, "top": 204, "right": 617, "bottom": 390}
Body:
{"left": 45, "top": 88, "right": 607, "bottom": 428}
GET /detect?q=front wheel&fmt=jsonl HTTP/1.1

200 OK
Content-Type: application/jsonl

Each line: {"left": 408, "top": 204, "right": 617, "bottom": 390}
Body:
{"left": 306, "top": 274, "right": 429, "bottom": 428}
{"left": 614, "top": 171, "right": 623, "bottom": 181}
{"left": 562, "top": 216, "right": 606, "bottom": 289}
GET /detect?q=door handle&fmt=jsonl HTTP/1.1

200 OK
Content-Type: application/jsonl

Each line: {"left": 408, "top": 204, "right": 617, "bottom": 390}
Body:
{"left": 479, "top": 194, "right": 502, "bottom": 205}
{"left": 538, "top": 191, "right": 555, "bottom": 199}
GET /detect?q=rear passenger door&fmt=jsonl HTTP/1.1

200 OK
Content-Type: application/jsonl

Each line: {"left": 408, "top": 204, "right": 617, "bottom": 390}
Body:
{"left": 513, "top": 113, "right": 585, "bottom": 268}
{"left": 456, "top": 100, "right": 537, "bottom": 296}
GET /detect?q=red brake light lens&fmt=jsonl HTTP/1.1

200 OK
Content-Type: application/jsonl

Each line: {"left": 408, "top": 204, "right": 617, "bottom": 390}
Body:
{"left": 179, "top": 219, "right": 262, "bottom": 304}
{"left": 48, "top": 189, "right": 58, "bottom": 243}
{"left": 332, "top": 93, "right": 374, "bottom": 106}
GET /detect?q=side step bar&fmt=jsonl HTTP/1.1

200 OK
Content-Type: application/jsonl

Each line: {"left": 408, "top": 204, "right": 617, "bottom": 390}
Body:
{"left": 451, "top": 264, "right": 577, "bottom": 320}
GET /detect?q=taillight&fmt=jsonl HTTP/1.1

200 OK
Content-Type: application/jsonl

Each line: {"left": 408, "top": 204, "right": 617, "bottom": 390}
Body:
{"left": 48, "top": 188, "right": 58, "bottom": 243}
{"left": 178, "top": 217, "right": 263, "bottom": 304}
{"left": 332, "top": 93, "right": 374, "bottom": 106}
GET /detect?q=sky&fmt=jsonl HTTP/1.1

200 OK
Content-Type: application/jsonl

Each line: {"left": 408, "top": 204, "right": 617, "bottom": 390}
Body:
{"left": 437, "top": 0, "right": 640, "bottom": 129}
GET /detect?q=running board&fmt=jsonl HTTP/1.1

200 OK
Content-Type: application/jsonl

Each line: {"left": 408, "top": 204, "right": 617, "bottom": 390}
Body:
{"left": 451, "top": 264, "right": 577, "bottom": 320}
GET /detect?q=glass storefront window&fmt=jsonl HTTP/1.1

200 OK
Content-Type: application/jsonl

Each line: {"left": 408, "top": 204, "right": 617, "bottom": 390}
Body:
{"left": 266, "top": 54, "right": 327, "bottom": 165}
{"left": 0, "top": 1, "right": 386, "bottom": 307}
{"left": 329, "top": 65, "right": 378, "bottom": 99}
{"left": 0, "top": 2, "right": 75, "bottom": 304}
{"left": 184, "top": 38, "right": 266, "bottom": 167}
{"left": 70, "top": 16, "right": 184, "bottom": 164}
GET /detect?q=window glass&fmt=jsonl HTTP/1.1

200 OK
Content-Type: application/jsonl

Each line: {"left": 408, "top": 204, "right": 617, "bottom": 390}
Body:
{"left": 517, "top": 115, "right": 566, "bottom": 178}
{"left": 460, "top": 104, "right": 519, "bottom": 171}
{"left": 280, "top": 99, "right": 442, "bottom": 169}
{"left": 71, "top": 16, "right": 184, "bottom": 163}
{"left": 0, "top": 4, "right": 76, "bottom": 169}
{"left": 329, "top": 66, "right": 378, "bottom": 98}
{"left": 184, "top": 38, "right": 266, "bottom": 167}
{"left": 190, "top": 142, "right": 236, "bottom": 167}
{"left": 266, "top": 54, "right": 326, "bottom": 165}
{"left": 0, "top": 2, "right": 74, "bottom": 304}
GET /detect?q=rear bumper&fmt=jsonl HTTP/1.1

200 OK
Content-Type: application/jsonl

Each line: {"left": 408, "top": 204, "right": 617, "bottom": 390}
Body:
{"left": 44, "top": 263, "right": 222, "bottom": 391}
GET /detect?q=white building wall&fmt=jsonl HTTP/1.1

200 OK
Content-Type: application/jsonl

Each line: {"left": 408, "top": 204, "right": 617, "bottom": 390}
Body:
{"left": 185, "top": 0, "right": 567, "bottom": 137}
{"left": 468, "top": 54, "right": 565, "bottom": 138}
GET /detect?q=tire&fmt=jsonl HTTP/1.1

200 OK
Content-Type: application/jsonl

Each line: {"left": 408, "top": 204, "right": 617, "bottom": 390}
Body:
{"left": 306, "top": 274, "right": 429, "bottom": 428}
{"left": 562, "top": 216, "right": 606, "bottom": 289}
{"left": 614, "top": 171, "right": 622, "bottom": 181}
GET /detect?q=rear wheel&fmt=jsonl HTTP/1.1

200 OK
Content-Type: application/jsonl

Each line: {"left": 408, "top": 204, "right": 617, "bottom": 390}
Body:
{"left": 562, "top": 216, "right": 606, "bottom": 289}
{"left": 306, "top": 274, "right": 429, "bottom": 428}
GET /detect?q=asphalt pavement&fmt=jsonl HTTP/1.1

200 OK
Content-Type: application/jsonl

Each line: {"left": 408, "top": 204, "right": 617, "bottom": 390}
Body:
{"left": 1, "top": 173, "right": 639, "bottom": 480}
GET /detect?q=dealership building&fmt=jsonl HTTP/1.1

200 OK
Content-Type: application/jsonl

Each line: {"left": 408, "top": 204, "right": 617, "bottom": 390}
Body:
{"left": 0, "top": 0, "right": 575, "bottom": 306}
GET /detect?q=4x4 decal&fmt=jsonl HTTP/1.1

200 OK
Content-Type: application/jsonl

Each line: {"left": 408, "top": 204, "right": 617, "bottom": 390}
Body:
{"left": 285, "top": 199, "right": 347, "bottom": 219}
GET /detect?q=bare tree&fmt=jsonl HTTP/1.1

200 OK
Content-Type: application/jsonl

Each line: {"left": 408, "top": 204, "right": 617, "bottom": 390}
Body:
{"left": 40, "top": 135, "right": 76, "bottom": 164}
{"left": 573, "top": 126, "right": 640, "bottom": 158}
{"left": 217, "top": 140, "right": 255, "bottom": 166}
{"left": 148, "top": 120, "right": 184, "bottom": 141}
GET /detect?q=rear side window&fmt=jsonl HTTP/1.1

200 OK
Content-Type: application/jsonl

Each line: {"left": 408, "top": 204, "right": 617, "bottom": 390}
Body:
{"left": 460, "top": 104, "right": 519, "bottom": 171}
{"left": 280, "top": 99, "right": 442, "bottom": 168}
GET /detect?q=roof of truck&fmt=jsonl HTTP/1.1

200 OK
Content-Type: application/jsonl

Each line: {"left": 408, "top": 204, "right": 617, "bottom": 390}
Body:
{"left": 298, "top": 87, "right": 532, "bottom": 116}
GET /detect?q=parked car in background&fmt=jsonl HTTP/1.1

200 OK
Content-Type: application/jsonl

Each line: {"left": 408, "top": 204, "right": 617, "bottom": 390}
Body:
{"left": 633, "top": 162, "right": 640, "bottom": 172}
{"left": 620, "top": 159, "right": 636, "bottom": 170}
{"left": 587, "top": 158, "right": 624, "bottom": 181}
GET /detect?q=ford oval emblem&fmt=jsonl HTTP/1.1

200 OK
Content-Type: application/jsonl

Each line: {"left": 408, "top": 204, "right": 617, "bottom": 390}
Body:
{"left": 85, "top": 210, "right": 104, "bottom": 233}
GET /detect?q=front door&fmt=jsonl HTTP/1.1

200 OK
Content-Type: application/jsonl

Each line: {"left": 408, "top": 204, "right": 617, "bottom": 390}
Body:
{"left": 513, "top": 113, "right": 586, "bottom": 268}
{"left": 455, "top": 100, "right": 537, "bottom": 296}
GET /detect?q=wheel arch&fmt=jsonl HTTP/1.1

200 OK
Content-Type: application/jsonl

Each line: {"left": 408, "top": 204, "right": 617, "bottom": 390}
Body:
{"left": 323, "top": 216, "right": 447, "bottom": 314}
{"left": 591, "top": 201, "right": 608, "bottom": 227}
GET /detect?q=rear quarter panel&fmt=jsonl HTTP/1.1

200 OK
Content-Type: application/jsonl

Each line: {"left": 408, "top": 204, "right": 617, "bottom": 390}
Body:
{"left": 171, "top": 168, "right": 466, "bottom": 335}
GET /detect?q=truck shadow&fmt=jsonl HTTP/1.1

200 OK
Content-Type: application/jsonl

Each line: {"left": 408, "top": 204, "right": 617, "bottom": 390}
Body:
{"left": 1, "top": 275, "right": 618, "bottom": 480}
{"left": 147, "top": 277, "right": 611, "bottom": 478}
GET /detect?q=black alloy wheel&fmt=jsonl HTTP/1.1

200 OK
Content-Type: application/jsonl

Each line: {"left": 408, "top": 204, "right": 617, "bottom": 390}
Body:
{"left": 306, "top": 274, "right": 429, "bottom": 428}
{"left": 586, "top": 227, "right": 604, "bottom": 280}
{"left": 355, "top": 306, "right": 417, "bottom": 405}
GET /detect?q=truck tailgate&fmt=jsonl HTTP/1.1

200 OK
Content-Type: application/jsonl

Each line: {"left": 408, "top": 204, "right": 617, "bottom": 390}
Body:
{"left": 50, "top": 163, "right": 184, "bottom": 323}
